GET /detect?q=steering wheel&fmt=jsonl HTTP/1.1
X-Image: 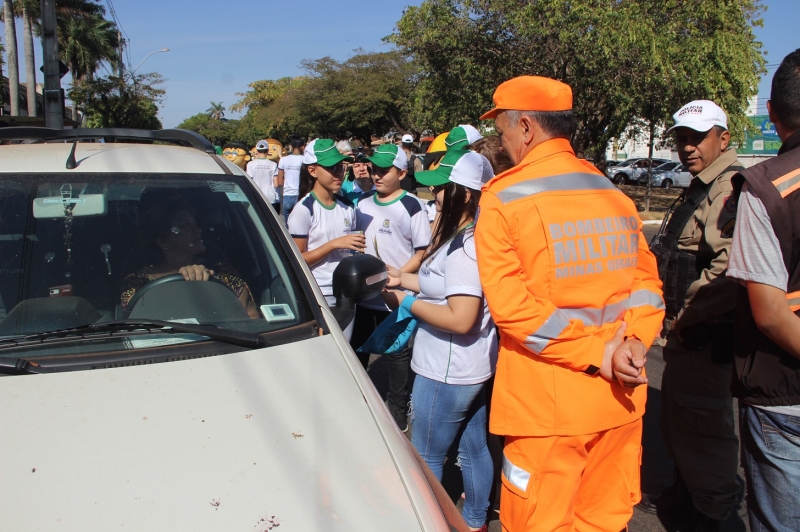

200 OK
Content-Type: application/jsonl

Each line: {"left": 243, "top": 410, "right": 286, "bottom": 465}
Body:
{"left": 125, "top": 273, "right": 236, "bottom": 311}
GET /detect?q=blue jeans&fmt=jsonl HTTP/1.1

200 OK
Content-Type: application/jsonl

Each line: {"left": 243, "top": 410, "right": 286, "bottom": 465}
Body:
{"left": 282, "top": 195, "right": 298, "bottom": 224}
{"left": 740, "top": 403, "right": 800, "bottom": 531}
{"left": 410, "top": 375, "right": 493, "bottom": 529}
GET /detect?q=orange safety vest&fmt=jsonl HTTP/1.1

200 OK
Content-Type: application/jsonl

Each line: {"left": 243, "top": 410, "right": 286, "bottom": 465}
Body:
{"left": 475, "top": 139, "right": 665, "bottom": 436}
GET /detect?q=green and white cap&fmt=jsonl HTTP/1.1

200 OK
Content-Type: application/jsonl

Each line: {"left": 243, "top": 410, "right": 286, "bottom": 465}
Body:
{"left": 302, "top": 138, "right": 353, "bottom": 166}
{"left": 444, "top": 124, "right": 483, "bottom": 150}
{"left": 415, "top": 149, "right": 494, "bottom": 191}
{"left": 367, "top": 143, "right": 408, "bottom": 170}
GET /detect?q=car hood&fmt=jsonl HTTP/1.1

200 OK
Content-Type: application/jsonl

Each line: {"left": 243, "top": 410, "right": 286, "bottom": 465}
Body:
{"left": 0, "top": 336, "right": 422, "bottom": 531}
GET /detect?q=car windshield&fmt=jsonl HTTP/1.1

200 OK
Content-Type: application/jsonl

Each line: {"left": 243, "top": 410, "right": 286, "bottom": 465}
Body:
{"left": 654, "top": 162, "right": 677, "bottom": 171}
{"left": 0, "top": 174, "right": 316, "bottom": 356}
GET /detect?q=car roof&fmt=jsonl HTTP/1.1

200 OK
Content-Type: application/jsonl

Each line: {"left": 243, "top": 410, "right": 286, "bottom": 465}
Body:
{"left": 0, "top": 142, "right": 236, "bottom": 175}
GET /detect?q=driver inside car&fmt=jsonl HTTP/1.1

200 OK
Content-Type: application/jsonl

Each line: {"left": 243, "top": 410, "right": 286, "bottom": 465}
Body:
{"left": 119, "top": 195, "right": 259, "bottom": 318}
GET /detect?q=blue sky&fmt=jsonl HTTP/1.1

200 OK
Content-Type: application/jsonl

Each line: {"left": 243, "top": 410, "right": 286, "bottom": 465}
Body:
{"left": 1, "top": 0, "right": 796, "bottom": 128}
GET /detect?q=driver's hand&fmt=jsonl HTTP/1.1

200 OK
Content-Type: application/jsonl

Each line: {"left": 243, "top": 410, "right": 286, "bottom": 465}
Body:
{"left": 179, "top": 264, "right": 214, "bottom": 281}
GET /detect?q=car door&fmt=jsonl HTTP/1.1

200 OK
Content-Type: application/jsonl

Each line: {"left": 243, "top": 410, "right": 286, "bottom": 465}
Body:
{"left": 675, "top": 165, "right": 693, "bottom": 187}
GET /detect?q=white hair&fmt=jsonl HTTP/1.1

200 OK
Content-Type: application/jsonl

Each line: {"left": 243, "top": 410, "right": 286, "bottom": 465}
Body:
{"left": 335, "top": 140, "right": 353, "bottom": 155}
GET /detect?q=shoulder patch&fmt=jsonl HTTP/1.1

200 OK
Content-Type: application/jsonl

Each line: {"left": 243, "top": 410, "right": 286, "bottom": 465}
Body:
{"left": 400, "top": 194, "right": 423, "bottom": 217}
{"left": 301, "top": 195, "right": 315, "bottom": 213}
{"left": 721, "top": 218, "right": 736, "bottom": 239}
{"left": 447, "top": 232, "right": 467, "bottom": 256}
{"left": 724, "top": 195, "right": 737, "bottom": 213}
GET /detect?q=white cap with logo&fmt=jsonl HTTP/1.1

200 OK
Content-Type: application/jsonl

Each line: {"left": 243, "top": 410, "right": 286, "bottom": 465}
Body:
{"left": 401, "top": 134, "right": 414, "bottom": 144}
{"left": 666, "top": 100, "right": 728, "bottom": 134}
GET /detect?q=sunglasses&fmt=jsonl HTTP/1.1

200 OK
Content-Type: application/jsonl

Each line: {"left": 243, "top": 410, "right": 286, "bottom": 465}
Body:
{"left": 318, "top": 162, "right": 345, "bottom": 175}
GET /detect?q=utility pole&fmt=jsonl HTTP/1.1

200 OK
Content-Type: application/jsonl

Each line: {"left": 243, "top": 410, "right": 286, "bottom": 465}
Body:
{"left": 40, "top": 0, "right": 63, "bottom": 128}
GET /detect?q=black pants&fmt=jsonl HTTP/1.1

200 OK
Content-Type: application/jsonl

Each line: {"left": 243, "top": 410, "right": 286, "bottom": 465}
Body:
{"left": 350, "top": 305, "right": 412, "bottom": 414}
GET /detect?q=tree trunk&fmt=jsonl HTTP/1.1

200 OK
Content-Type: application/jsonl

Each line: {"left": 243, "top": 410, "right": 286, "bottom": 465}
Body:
{"left": 22, "top": 6, "right": 36, "bottom": 117}
{"left": 3, "top": 0, "right": 20, "bottom": 116}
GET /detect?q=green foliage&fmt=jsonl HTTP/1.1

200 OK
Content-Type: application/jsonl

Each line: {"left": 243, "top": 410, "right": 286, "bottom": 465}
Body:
{"left": 293, "top": 50, "right": 416, "bottom": 140}
{"left": 221, "top": 50, "right": 418, "bottom": 142}
{"left": 177, "top": 112, "right": 240, "bottom": 146}
{"left": 390, "top": 0, "right": 766, "bottom": 159}
{"left": 68, "top": 73, "right": 164, "bottom": 129}
{"left": 58, "top": 11, "right": 119, "bottom": 81}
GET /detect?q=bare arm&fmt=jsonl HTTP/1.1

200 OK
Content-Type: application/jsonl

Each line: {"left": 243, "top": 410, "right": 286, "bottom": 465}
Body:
{"left": 293, "top": 235, "right": 366, "bottom": 267}
{"left": 385, "top": 264, "right": 421, "bottom": 293}
{"left": 276, "top": 169, "right": 285, "bottom": 187}
{"left": 400, "top": 249, "right": 425, "bottom": 274}
{"left": 747, "top": 281, "right": 800, "bottom": 359}
{"left": 382, "top": 290, "right": 482, "bottom": 335}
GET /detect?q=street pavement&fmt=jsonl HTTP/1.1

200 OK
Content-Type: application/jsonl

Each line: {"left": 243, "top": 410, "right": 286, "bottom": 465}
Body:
{"left": 366, "top": 225, "right": 750, "bottom": 531}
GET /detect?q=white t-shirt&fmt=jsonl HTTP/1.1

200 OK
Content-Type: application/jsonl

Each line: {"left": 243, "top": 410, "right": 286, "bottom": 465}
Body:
{"left": 728, "top": 182, "right": 800, "bottom": 418}
{"left": 287, "top": 192, "right": 357, "bottom": 304}
{"left": 246, "top": 158, "right": 279, "bottom": 204}
{"left": 411, "top": 228, "right": 497, "bottom": 385}
{"left": 356, "top": 191, "right": 432, "bottom": 310}
{"left": 278, "top": 154, "right": 303, "bottom": 197}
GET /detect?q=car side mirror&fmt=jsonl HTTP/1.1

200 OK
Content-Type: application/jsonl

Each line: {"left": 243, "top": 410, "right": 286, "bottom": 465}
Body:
{"left": 332, "top": 255, "right": 388, "bottom": 312}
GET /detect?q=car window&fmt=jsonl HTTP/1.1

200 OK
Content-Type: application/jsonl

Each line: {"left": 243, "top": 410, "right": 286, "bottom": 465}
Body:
{"left": 0, "top": 174, "right": 317, "bottom": 354}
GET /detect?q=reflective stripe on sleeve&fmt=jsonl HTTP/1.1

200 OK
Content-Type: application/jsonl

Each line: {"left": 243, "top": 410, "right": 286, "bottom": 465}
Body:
{"left": 502, "top": 453, "right": 531, "bottom": 493}
{"left": 773, "top": 168, "right": 800, "bottom": 198}
{"left": 787, "top": 291, "right": 800, "bottom": 311}
{"left": 496, "top": 172, "right": 619, "bottom": 204}
{"left": 524, "top": 310, "right": 570, "bottom": 354}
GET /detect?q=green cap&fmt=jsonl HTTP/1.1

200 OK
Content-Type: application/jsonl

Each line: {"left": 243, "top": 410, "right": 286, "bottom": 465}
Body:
{"left": 444, "top": 124, "right": 483, "bottom": 150}
{"left": 303, "top": 138, "right": 353, "bottom": 166}
{"left": 416, "top": 149, "right": 494, "bottom": 191}
{"left": 366, "top": 143, "right": 408, "bottom": 170}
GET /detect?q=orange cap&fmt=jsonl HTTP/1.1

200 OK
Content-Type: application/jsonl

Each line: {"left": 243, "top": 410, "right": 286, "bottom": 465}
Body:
{"left": 480, "top": 76, "right": 573, "bottom": 120}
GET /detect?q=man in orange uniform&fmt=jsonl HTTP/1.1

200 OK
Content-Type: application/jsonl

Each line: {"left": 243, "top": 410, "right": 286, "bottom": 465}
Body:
{"left": 475, "top": 76, "right": 665, "bottom": 531}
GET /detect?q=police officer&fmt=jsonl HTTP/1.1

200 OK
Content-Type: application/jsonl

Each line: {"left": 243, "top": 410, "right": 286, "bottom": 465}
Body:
{"left": 646, "top": 100, "right": 744, "bottom": 531}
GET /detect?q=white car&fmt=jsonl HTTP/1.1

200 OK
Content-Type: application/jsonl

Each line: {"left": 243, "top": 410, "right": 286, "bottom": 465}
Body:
{"left": 0, "top": 128, "right": 467, "bottom": 532}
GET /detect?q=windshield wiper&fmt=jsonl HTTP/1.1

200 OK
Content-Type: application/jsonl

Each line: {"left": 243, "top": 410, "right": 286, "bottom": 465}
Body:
{"left": 0, "top": 356, "right": 39, "bottom": 375}
{"left": 0, "top": 319, "right": 271, "bottom": 350}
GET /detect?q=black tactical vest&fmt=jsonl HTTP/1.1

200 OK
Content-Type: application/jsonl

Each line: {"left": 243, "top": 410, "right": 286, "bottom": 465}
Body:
{"left": 732, "top": 131, "right": 800, "bottom": 406}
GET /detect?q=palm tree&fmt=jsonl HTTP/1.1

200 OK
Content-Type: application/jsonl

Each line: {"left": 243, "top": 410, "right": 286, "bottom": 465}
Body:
{"left": 20, "top": 0, "right": 37, "bottom": 116}
{"left": 207, "top": 102, "right": 226, "bottom": 121}
{"left": 2, "top": 0, "right": 19, "bottom": 115}
{"left": 58, "top": 13, "right": 119, "bottom": 81}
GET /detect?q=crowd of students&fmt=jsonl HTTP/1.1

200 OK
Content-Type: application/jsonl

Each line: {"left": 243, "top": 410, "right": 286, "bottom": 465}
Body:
{"left": 239, "top": 48, "right": 800, "bottom": 532}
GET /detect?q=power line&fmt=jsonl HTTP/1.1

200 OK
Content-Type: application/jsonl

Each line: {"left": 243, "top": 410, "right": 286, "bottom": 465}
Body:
{"left": 105, "top": 0, "right": 131, "bottom": 67}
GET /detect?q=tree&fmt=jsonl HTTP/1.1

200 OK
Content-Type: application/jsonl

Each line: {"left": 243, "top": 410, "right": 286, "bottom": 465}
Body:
{"left": 2, "top": 0, "right": 19, "bottom": 115}
{"left": 293, "top": 50, "right": 417, "bottom": 140}
{"left": 57, "top": 11, "right": 118, "bottom": 81}
{"left": 68, "top": 72, "right": 164, "bottom": 129}
{"left": 230, "top": 76, "right": 310, "bottom": 141}
{"left": 177, "top": 112, "right": 238, "bottom": 146}
{"left": 206, "top": 101, "right": 225, "bottom": 121}
{"left": 390, "top": 0, "right": 766, "bottom": 161}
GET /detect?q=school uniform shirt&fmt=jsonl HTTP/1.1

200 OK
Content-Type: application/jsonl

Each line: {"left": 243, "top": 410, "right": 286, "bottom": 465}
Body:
{"left": 278, "top": 154, "right": 304, "bottom": 197}
{"left": 356, "top": 190, "right": 432, "bottom": 311}
{"left": 287, "top": 192, "right": 357, "bottom": 304}
{"left": 412, "top": 228, "right": 497, "bottom": 385}
{"left": 246, "top": 158, "right": 279, "bottom": 204}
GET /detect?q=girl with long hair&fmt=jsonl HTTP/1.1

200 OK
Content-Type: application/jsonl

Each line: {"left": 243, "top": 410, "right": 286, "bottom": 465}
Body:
{"left": 381, "top": 150, "right": 498, "bottom": 532}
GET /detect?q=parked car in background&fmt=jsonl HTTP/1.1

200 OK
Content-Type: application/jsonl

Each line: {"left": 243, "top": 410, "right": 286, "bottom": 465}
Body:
{"left": 609, "top": 158, "right": 671, "bottom": 184}
{"left": 0, "top": 128, "right": 468, "bottom": 532}
{"left": 637, "top": 161, "right": 692, "bottom": 189}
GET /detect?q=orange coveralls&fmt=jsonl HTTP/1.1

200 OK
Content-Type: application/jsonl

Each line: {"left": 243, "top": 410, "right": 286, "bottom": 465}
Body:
{"left": 475, "top": 138, "right": 665, "bottom": 531}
